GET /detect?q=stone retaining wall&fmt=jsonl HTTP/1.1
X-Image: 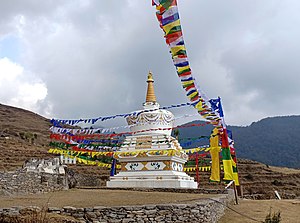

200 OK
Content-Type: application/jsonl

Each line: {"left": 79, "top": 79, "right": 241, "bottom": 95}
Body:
{"left": 0, "top": 170, "right": 67, "bottom": 195}
{"left": 74, "top": 174, "right": 104, "bottom": 187}
{"left": 0, "top": 190, "right": 234, "bottom": 223}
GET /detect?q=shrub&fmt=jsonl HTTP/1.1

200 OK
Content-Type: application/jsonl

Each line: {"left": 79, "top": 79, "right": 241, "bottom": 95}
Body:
{"left": 272, "top": 180, "right": 284, "bottom": 186}
{"left": 245, "top": 173, "right": 254, "bottom": 180}
{"left": 19, "top": 132, "right": 25, "bottom": 139}
{"left": 263, "top": 208, "right": 281, "bottom": 223}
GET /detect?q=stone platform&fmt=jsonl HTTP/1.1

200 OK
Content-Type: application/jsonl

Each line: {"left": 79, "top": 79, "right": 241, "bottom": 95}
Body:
{"left": 107, "top": 170, "right": 197, "bottom": 188}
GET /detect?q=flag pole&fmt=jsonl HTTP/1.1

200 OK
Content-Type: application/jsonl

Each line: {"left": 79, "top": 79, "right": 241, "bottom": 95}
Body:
{"left": 228, "top": 131, "right": 243, "bottom": 197}
{"left": 110, "top": 158, "right": 116, "bottom": 177}
{"left": 218, "top": 97, "right": 239, "bottom": 205}
{"left": 196, "top": 152, "right": 199, "bottom": 188}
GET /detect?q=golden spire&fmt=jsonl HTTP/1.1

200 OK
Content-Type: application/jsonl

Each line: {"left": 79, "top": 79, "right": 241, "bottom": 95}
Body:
{"left": 145, "top": 71, "right": 157, "bottom": 103}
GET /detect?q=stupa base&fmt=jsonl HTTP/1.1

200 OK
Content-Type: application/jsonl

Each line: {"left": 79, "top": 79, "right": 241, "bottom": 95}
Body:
{"left": 106, "top": 171, "right": 198, "bottom": 189}
{"left": 107, "top": 179, "right": 197, "bottom": 189}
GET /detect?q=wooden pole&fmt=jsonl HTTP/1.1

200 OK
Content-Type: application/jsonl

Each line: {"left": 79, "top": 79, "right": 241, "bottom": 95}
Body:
{"left": 233, "top": 181, "right": 239, "bottom": 205}
{"left": 229, "top": 131, "right": 243, "bottom": 197}
{"left": 218, "top": 97, "right": 239, "bottom": 204}
{"left": 196, "top": 153, "right": 199, "bottom": 188}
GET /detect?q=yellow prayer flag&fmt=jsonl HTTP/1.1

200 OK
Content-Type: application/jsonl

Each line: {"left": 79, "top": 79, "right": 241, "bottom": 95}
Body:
{"left": 233, "top": 172, "right": 240, "bottom": 186}
{"left": 156, "top": 5, "right": 162, "bottom": 11}
{"left": 182, "top": 80, "right": 194, "bottom": 88}
{"left": 177, "top": 65, "right": 190, "bottom": 73}
{"left": 223, "top": 160, "right": 234, "bottom": 181}
{"left": 194, "top": 101, "right": 203, "bottom": 111}
{"left": 188, "top": 91, "right": 198, "bottom": 100}
{"left": 162, "top": 19, "right": 181, "bottom": 34}
{"left": 210, "top": 146, "right": 220, "bottom": 183}
{"left": 170, "top": 45, "right": 186, "bottom": 56}
{"left": 210, "top": 128, "right": 221, "bottom": 182}
{"left": 231, "top": 158, "right": 240, "bottom": 186}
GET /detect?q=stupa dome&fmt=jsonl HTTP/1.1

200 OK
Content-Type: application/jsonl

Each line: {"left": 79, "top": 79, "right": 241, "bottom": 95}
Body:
{"left": 126, "top": 72, "right": 175, "bottom": 135}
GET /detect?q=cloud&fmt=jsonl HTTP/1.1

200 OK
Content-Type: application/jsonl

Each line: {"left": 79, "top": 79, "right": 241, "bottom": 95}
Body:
{"left": 0, "top": 57, "right": 48, "bottom": 113}
{"left": 0, "top": 0, "right": 299, "bottom": 126}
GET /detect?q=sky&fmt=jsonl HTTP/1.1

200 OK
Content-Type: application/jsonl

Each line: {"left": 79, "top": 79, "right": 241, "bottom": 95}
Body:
{"left": 0, "top": 0, "right": 299, "bottom": 127}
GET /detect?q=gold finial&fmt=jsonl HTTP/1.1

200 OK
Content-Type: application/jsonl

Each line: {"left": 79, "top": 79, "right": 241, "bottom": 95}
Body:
{"left": 147, "top": 71, "right": 154, "bottom": 82}
{"left": 146, "top": 71, "right": 157, "bottom": 103}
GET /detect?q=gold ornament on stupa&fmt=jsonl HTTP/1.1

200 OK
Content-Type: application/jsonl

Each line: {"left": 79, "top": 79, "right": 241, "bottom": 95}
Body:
{"left": 145, "top": 71, "right": 157, "bottom": 103}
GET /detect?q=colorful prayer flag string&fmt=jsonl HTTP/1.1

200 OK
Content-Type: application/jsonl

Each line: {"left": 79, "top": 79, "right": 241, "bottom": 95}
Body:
{"left": 50, "top": 102, "right": 191, "bottom": 126}
{"left": 152, "top": 0, "right": 222, "bottom": 129}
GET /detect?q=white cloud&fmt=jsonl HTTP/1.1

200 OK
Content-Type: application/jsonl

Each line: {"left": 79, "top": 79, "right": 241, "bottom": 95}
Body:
{"left": 0, "top": 57, "right": 22, "bottom": 80}
{"left": 0, "top": 57, "right": 48, "bottom": 114}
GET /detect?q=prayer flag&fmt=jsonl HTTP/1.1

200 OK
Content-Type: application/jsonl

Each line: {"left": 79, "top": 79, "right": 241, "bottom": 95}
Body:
{"left": 162, "top": 19, "right": 181, "bottom": 35}
{"left": 163, "top": 5, "right": 178, "bottom": 18}
{"left": 161, "top": 13, "right": 180, "bottom": 26}
{"left": 210, "top": 128, "right": 221, "bottom": 182}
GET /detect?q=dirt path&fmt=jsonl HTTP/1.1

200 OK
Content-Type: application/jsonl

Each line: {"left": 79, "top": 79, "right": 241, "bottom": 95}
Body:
{"left": 0, "top": 189, "right": 216, "bottom": 208}
{"left": 219, "top": 199, "right": 300, "bottom": 223}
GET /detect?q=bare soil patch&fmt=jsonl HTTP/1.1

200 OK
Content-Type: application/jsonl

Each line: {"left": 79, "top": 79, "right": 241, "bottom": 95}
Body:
{"left": 219, "top": 199, "right": 300, "bottom": 223}
{"left": 0, "top": 189, "right": 217, "bottom": 208}
{"left": 269, "top": 166, "right": 300, "bottom": 175}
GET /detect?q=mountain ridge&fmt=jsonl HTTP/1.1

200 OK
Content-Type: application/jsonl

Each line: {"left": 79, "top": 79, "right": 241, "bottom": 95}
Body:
{"left": 177, "top": 115, "right": 300, "bottom": 168}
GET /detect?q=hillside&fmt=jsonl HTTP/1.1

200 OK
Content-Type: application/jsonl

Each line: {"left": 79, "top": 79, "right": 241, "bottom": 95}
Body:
{"left": 0, "top": 103, "right": 110, "bottom": 183}
{"left": 177, "top": 116, "right": 300, "bottom": 168}
{"left": 0, "top": 103, "right": 300, "bottom": 199}
{"left": 232, "top": 116, "right": 300, "bottom": 168}
{"left": 2, "top": 103, "right": 299, "bottom": 169}
{"left": 0, "top": 103, "right": 53, "bottom": 171}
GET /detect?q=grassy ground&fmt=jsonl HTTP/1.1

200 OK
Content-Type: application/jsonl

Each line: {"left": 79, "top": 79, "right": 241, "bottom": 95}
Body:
{"left": 219, "top": 199, "right": 300, "bottom": 223}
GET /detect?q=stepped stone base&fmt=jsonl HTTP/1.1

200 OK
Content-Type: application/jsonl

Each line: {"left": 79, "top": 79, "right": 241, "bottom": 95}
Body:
{"left": 107, "top": 170, "right": 198, "bottom": 189}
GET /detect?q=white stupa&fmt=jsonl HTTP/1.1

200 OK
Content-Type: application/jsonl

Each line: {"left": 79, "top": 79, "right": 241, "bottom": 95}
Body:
{"left": 107, "top": 72, "right": 197, "bottom": 188}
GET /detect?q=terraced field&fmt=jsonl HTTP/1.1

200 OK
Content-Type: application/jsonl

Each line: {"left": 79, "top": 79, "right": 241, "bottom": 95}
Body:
{"left": 191, "top": 159, "right": 300, "bottom": 199}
